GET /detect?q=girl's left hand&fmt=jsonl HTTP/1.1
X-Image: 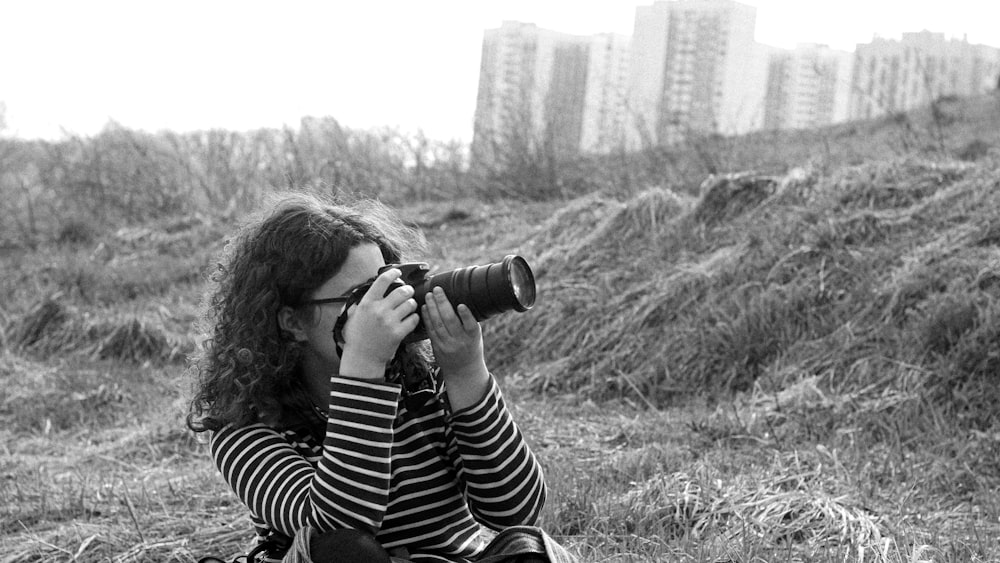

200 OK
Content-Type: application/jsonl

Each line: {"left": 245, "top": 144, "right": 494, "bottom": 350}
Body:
{"left": 422, "top": 287, "right": 490, "bottom": 409}
{"left": 422, "top": 287, "right": 486, "bottom": 375}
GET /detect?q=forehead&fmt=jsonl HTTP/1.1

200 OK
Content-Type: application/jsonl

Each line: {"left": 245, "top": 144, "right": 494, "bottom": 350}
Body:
{"left": 316, "top": 243, "right": 385, "bottom": 297}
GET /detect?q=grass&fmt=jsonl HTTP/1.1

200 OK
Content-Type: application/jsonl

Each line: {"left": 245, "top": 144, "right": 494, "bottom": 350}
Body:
{"left": 6, "top": 387, "right": 994, "bottom": 561}
{"left": 3, "top": 96, "right": 1000, "bottom": 561}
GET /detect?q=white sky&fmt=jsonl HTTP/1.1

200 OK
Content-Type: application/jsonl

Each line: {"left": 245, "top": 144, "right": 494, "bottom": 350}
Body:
{"left": 0, "top": 0, "right": 996, "bottom": 142}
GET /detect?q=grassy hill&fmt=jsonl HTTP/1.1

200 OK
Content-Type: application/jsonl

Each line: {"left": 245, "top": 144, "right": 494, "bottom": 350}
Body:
{"left": 2, "top": 94, "right": 1000, "bottom": 561}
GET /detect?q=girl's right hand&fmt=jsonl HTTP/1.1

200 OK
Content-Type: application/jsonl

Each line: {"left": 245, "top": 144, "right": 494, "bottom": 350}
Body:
{"left": 338, "top": 268, "right": 420, "bottom": 379}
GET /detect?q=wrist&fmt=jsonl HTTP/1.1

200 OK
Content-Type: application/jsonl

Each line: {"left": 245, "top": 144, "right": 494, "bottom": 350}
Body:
{"left": 443, "top": 362, "right": 490, "bottom": 411}
{"left": 338, "top": 350, "right": 388, "bottom": 381}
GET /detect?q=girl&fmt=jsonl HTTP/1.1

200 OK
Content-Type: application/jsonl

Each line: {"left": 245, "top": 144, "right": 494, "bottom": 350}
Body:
{"left": 186, "top": 192, "right": 575, "bottom": 563}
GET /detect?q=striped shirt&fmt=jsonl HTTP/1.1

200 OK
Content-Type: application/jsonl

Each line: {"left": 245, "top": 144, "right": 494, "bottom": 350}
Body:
{"left": 210, "top": 375, "right": 546, "bottom": 562}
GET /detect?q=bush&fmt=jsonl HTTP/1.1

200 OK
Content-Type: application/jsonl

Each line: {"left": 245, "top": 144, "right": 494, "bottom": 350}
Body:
{"left": 56, "top": 218, "right": 99, "bottom": 245}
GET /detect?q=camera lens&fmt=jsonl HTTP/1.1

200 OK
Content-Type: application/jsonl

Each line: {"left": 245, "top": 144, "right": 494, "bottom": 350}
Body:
{"left": 506, "top": 255, "right": 535, "bottom": 311}
{"left": 426, "top": 255, "right": 536, "bottom": 321}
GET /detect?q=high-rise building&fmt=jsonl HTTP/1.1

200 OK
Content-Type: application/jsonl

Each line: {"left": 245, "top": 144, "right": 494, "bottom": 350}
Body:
{"left": 580, "top": 33, "right": 631, "bottom": 153}
{"left": 471, "top": 21, "right": 591, "bottom": 164}
{"left": 848, "top": 31, "right": 1000, "bottom": 120}
{"left": 626, "top": 0, "right": 760, "bottom": 147}
{"left": 473, "top": 6, "right": 1000, "bottom": 165}
{"left": 763, "top": 43, "right": 853, "bottom": 131}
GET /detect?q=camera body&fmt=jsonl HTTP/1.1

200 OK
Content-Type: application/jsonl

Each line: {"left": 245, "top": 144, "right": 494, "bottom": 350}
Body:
{"left": 352, "top": 255, "right": 536, "bottom": 343}
{"left": 381, "top": 261, "right": 433, "bottom": 298}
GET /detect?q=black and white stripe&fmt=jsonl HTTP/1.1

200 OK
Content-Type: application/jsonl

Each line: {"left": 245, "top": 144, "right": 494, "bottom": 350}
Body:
{"left": 210, "top": 376, "right": 545, "bottom": 562}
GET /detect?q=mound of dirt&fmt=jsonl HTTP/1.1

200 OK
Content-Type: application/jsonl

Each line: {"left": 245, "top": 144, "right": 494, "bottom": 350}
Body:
{"left": 486, "top": 154, "right": 1000, "bottom": 414}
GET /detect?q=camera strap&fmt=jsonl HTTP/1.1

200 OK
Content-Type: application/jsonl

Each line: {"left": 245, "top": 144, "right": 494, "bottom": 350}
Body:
{"left": 331, "top": 286, "right": 368, "bottom": 359}
{"left": 387, "top": 347, "right": 437, "bottom": 412}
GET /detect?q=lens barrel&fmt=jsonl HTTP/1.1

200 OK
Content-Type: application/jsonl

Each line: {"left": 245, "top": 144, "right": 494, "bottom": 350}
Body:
{"left": 422, "top": 255, "right": 535, "bottom": 321}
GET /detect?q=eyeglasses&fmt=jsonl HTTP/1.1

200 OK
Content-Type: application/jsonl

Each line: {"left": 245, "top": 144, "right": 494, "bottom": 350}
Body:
{"left": 302, "top": 296, "right": 350, "bottom": 307}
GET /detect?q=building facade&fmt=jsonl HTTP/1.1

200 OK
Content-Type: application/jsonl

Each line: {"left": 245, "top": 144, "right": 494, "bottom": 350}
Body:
{"left": 763, "top": 43, "right": 853, "bottom": 131}
{"left": 580, "top": 33, "right": 631, "bottom": 153}
{"left": 471, "top": 21, "right": 593, "bottom": 164}
{"left": 848, "top": 31, "right": 1000, "bottom": 120}
{"left": 472, "top": 6, "right": 1000, "bottom": 162}
{"left": 626, "top": 0, "right": 761, "bottom": 147}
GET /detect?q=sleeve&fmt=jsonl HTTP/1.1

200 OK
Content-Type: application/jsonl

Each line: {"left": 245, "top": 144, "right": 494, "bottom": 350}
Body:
{"left": 447, "top": 376, "right": 547, "bottom": 529}
{"left": 210, "top": 377, "right": 401, "bottom": 537}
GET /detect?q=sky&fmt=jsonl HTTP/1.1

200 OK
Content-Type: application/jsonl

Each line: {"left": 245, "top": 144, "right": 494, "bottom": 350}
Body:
{"left": 0, "top": 0, "right": 996, "bottom": 143}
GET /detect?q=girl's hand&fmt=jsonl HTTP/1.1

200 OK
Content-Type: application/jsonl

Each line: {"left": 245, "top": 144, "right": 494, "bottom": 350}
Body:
{"left": 340, "top": 269, "right": 420, "bottom": 378}
{"left": 423, "top": 287, "right": 490, "bottom": 409}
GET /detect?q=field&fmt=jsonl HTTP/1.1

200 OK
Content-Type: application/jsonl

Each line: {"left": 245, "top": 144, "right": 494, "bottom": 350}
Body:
{"left": 3, "top": 94, "right": 1000, "bottom": 561}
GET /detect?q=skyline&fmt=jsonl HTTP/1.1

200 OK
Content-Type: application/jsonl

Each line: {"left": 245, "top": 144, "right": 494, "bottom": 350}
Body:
{"left": 0, "top": 0, "right": 996, "bottom": 143}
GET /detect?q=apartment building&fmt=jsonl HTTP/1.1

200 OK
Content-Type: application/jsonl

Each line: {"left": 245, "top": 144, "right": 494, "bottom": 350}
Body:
{"left": 763, "top": 43, "right": 853, "bottom": 131}
{"left": 626, "top": 0, "right": 761, "bottom": 147}
{"left": 471, "top": 21, "right": 592, "bottom": 163}
{"left": 580, "top": 33, "right": 631, "bottom": 153}
{"left": 473, "top": 1, "right": 765, "bottom": 157}
{"left": 473, "top": 5, "right": 1000, "bottom": 161}
{"left": 849, "top": 31, "right": 1000, "bottom": 120}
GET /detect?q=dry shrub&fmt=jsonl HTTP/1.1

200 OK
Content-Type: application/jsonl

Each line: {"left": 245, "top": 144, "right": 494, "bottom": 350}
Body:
{"left": 948, "top": 298, "right": 1000, "bottom": 379}
{"left": 772, "top": 163, "right": 822, "bottom": 203}
{"left": 919, "top": 295, "right": 980, "bottom": 356}
{"left": 879, "top": 245, "right": 996, "bottom": 336}
{"left": 56, "top": 218, "right": 100, "bottom": 245}
{"left": 6, "top": 296, "right": 96, "bottom": 357}
{"left": 578, "top": 188, "right": 693, "bottom": 272}
{"left": 804, "top": 210, "right": 906, "bottom": 250}
{"left": 8, "top": 296, "right": 70, "bottom": 350}
{"left": 493, "top": 243, "right": 744, "bottom": 401}
{"left": 695, "top": 285, "right": 829, "bottom": 391}
{"left": 586, "top": 187, "right": 691, "bottom": 245}
{"left": 974, "top": 221, "right": 1000, "bottom": 248}
{"left": 693, "top": 173, "right": 778, "bottom": 226}
{"left": 91, "top": 318, "right": 178, "bottom": 364}
{"left": 955, "top": 138, "right": 992, "bottom": 161}
{"left": 830, "top": 158, "right": 969, "bottom": 210}
{"left": 525, "top": 188, "right": 692, "bottom": 275}
{"left": 921, "top": 296, "right": 1000, "bottom": 431}
{"left": 7, "top": 296, "right": 187, "bottom": 365}
{"left": 523, "top": 193, "right": 622, "bottom": 270}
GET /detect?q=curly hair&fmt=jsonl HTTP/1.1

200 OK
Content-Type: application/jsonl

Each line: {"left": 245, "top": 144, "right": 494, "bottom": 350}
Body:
{"left": 186, "top": 191, "right": 426, "bottom": 433}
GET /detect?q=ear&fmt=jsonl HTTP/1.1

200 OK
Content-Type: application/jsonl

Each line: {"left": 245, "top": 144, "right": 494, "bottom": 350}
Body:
{"left": 277, "top": 306, "right": 308, "bottom": 342}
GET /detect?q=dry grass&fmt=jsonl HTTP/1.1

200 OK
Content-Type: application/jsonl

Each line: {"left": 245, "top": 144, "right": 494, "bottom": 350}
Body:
{"left": 6, "top": 296, "right": 191, "bottom": 367}
{"left": 483, "top": 152, "right": 1000, "bottom": 407}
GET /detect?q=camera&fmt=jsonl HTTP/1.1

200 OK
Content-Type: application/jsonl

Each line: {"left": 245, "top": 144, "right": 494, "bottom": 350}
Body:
{"left": 351, "top": 254, "right": 536, "bottom": 343}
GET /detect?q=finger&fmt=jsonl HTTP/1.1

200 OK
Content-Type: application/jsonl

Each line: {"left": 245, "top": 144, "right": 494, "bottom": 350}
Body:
{"left": 364, "top": 268, "right": 401, "bottom": 303}
{"left": 431, "top": 287, "right": 462, "bottom": 328}
{"left": 455, "top": 303, "right": 478, "bottom": 331}
{"left": 383, "top": 283, "right": 416, "bottom": 309}
{"left": 422, "top": 294, "right": 447, "bottom": 338}
{"left": 398, "top": 297, "right": 419, "bottom": 322}
{"left": 399, "top": 306, "right": 421, "bottom": 333}
{"left": 423, "top": 290, "right": 456, "bottom": 338}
